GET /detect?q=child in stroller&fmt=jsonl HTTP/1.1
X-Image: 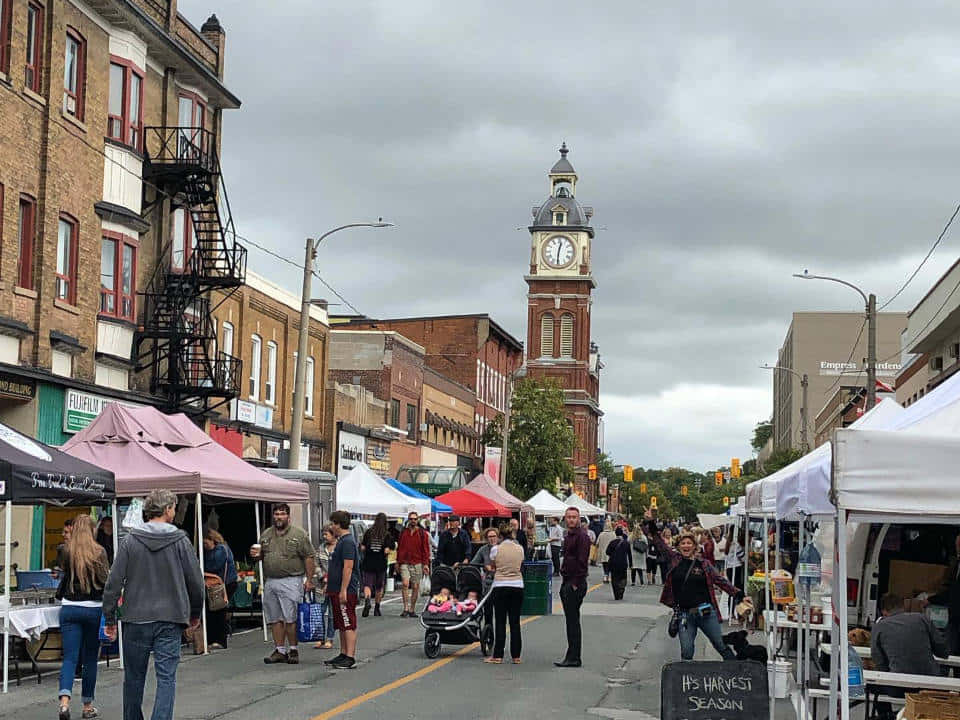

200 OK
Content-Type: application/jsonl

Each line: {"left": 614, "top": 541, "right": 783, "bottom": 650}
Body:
{"left": 420, "top": 565, "right": 493, "bottom": 658}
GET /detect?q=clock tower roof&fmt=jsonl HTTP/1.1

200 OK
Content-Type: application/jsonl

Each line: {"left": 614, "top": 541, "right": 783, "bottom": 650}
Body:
{"left": 551, "top": 141, "right": 576, "bottom": 175}
{"left": 531, "top": 143, "right": 594, "bottom": 236}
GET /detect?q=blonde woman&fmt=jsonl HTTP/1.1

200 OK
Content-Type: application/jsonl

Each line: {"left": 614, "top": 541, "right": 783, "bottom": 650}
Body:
{"left": 313, "top": 524, "right": 338, "bottom": 650}
{"left": 56, "top": 515, "right": 110, "bottom": 720}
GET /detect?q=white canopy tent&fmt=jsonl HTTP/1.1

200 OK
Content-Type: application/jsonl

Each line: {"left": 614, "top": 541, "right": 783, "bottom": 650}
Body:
{"left": 336, "top": 463, "right": 431, "bottom": 517}
{"left": 563, "top": 493, "right": 605, "bottom": 516}
{"left": 526, "top": 489, "right": 568, "bottom": 517}
{"left": 696, "top": 513, "right": 735, "bottom": 530}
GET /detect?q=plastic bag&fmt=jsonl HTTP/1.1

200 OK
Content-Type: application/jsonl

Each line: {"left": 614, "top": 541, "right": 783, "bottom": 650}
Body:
{"left": 296, "top": 592, "right": 325, "bottom": 642}
{"left": 420, "top": 575, "right": 431, "bottom": 596}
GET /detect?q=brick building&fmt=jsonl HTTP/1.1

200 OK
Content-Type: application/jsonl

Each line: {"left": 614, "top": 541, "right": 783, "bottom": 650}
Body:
{"left": 208, "top": 271, "right": 329, "bottom": 469}
{"left": 524, "top": 144, "right": 603, "bottom": 499}
{"left": 420, "top": 365, "right": 477, "bottom": 471}
{"left": 0, "top": 0, "right": 242, "bottom": 569}
{"left": 334, "top": 314, "right": 524, "bottom": 474}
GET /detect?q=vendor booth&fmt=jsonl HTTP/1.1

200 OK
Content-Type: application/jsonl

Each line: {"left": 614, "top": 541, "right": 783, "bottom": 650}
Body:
{"left": 60, "top": 404, "right": 308, "bottom": 654}
{"left": 526, "top": 489, "right": 568, "bottom": 518}
{"left": 385, "top": 479, "right": 452, "bottom": 515}
{"left": 434, "top": 488, "right": 510, "bottom": 518}
{"left": 0, "top": 422, "right": 115, "bottom": 693}
{"left": 563, "top": 493, "right": 605, "bottom": 516}
{"left": 336, "top": 464, "right": 431, "bottom": 517}
{"left": 463, "top": 474, "right": 533, "bottom": 517}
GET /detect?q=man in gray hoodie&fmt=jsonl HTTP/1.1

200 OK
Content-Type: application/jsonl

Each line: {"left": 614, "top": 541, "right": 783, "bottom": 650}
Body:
{"left": 103, "top": 489, "right": 204, "bottom": 720}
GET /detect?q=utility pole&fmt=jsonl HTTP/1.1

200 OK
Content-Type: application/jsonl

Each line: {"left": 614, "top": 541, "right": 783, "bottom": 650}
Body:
{"left": 288, "top": 238, "right": 315, "bottom": 469}
{"left": 866, "top": 293, "right": 877, "bottom": 411}
{"left": 800, "top": 373, "right": 809, "bottom": 451}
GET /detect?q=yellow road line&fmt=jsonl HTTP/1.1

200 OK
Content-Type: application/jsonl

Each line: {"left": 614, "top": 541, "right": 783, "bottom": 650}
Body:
{"left": 311, "top": 581, "right": 603, "bottom": 720}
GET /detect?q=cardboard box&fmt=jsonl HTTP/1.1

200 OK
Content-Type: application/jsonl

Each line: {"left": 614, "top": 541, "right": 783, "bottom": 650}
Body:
{"left": 889, "top": 559, "right": 948, "bottom": 601}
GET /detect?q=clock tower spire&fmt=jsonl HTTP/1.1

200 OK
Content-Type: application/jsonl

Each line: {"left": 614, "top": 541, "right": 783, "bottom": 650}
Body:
{"left": 524, "top": 144, "right": 603, "bottom": 500}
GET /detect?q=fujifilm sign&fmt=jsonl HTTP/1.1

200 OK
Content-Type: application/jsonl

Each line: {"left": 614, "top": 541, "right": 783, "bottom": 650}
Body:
{"left": 819, "top": 360, "right": 902, "bottom": 377}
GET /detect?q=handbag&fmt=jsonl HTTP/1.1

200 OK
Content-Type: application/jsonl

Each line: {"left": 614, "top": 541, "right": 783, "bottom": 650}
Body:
{"left": 667, "top": 560, "right": 697, "bottom": 638}
{"left": 296, "top": 591, "right": 325, "bottom": 642}
{"left": 204, "top": 572, "right": 229, "bottom": 612}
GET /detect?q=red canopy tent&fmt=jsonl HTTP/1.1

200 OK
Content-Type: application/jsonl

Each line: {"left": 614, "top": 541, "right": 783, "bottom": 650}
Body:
{"left": 434, "top": 488, "right": 511, "bottom": 517}
{"left": 464, "top": 474, "right": 533, "bottom": 514}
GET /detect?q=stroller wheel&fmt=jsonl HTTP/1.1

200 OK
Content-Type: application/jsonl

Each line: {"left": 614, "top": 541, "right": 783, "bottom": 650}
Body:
{"left": 480, "top": 624, "right": 494, "bottom": 657}
{"left": 424, "top": 631, "right": 441, "bottom": 659}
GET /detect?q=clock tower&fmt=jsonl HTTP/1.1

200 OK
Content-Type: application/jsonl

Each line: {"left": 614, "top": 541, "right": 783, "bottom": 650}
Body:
{"left": 524, "top": 143, "right": 603, "bottom": 499}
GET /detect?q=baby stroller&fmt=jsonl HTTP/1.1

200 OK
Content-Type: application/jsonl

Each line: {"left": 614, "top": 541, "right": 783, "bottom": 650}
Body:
{"left": 419, "top": 564, "right": 494, "bottom": 658}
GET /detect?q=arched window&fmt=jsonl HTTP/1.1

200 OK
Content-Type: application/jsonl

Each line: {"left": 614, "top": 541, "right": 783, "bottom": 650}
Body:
{"left": 560, "top": 314, "right": 574, "bottom": 358}
{"left": 540, "top": 314, "right": 554, "bottom": 357}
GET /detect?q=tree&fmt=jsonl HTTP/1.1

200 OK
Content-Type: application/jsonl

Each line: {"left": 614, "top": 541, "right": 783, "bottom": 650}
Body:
{"left": 503, "top": 377, "right": 575, "bottom": 499}
{"left": 479, "top": 413, "right": 504, "bottom": 447}
{"left": 760, "top": 448, "right": 803, "bottom": 477}
{"left": 752, "top": 421, "right": 773, "bottom": 451}
{"left": 596, "top": 451, "right": 616, "bottom": 486}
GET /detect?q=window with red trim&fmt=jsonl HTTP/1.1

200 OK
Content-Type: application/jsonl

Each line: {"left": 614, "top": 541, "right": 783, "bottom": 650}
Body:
{"left": 100, "top": 232, "right": 137, "bottom": 321}
{"left": 24, "top": 2, "right": 43, "bottom": 93}
{"left": 17, "top": 195, "right": 36, "bottom": 290}
{"left": 107, "top": 57, "right": 144, "bottom": 150}
{"left": 56, "top": 214, "right": 78, "bottom": 304}
{"left": 63, "top": 28, "right": 86, "bottom": 120}
{"left": 0, "top": 0, "right": 12, "bottom": 75}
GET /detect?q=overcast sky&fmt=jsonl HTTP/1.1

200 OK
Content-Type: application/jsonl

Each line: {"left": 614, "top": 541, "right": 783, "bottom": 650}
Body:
{"left": 180, "top": 0, "right": 960, "bottom": 472}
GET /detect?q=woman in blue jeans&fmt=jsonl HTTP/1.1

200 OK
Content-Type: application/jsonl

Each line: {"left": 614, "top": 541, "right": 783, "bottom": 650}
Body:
{"left": 645, "top": 510, "right": 744, "bottom": 660}
{"left": 312, "top": 525, "right": 338, "bottom": 649}
{"left": 56, "top": 515, "right": 110, "bottom": 720}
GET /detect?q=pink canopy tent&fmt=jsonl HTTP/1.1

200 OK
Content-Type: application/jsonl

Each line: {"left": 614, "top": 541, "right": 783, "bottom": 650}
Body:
{"left": 62, "top": 404, "right": 307, "bottom": 502}
{"left": 464, "top": 474, "right": 533, "bottom": 514}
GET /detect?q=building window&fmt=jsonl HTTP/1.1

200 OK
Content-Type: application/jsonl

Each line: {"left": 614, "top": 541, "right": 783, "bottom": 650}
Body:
{"left": 171, "top": 207, "right": 194, "bottom": 271}
{"left": 17, "top": 195, "right": 36, "bottom": 290}
{"left": 51, "top": 349, "right": 72, "bottom": 378}
{"left": 24, "top": 2, "right": 42, "bottom": 93}
{"left": 56, "top": 214, "right": 78, "bottom": 304}
{"left": 265, "top": 341, "right": 277, "bottom": 405}
{"left": 95, "top": 362, "right": 128, "bottom": 390}
{"left": 304, "top": 357, "right": 315, "bottom": 416}
{"left": 406, "top": 404, "right": 417, "bottom": 440}
{"left": 0, "top": 0, "right": 13, "bottom": 75}
{"left": 63, "top": 29, "right": 86, "bottom": 120}
{"left": 540, "top": 314, "right": 554, "bottom": 358}
{"left": 108, "top": 58, "right": 144, "bottom": 150}
{"left": 390, "top": 399, "right": 400, "bottom": 428}
{"left": 553, "top": 211, "right": 565, "bottom": 225}
{"left": 249, "top": 334, "right": 261, "bottom": 400}
{"left": 100, "top": 233, "right": 136, "bottom": 321}
{"left": 560, "top": 313, "right": 574, "bottom": 358}
{"left": 221, "top": 321, "right": 234, "bottom": 357}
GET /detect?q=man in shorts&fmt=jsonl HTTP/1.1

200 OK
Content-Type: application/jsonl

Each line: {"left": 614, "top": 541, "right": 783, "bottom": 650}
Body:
{"left": 324, "top": 510, "right": 361, "bottom": 669}
{"left": 396, "top": 511, "right": 431, "bottom": 617}
{"left": 251, "top": 504, "right": 315, "bottom": 665}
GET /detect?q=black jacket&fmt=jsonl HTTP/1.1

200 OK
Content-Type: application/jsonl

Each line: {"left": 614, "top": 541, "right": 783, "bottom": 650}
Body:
{"left": 437, "top": 528, "right": 472, "bottom": 566}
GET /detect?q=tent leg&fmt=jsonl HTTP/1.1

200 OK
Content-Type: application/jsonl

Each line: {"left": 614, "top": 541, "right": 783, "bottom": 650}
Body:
{"left": 255, "top": 502, "right": 267, "bottom": 643}
{"left": 196, "top": 493, "right": 208, "bottom": 655}
{"left": 111, "top": 500, "right": 124, "bottom": 670}
{"left": 3, "top": 500, "right": 11, "bottom": 694}
{"left": 837, "top": 511, "right": 850, "bottom": 720}
{"left": 766, "top": 515, "right": 775, "bottom": 720}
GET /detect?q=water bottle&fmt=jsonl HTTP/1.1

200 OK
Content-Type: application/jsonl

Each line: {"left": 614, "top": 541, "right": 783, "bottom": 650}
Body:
{"left": 848, "top": 643, "right": 865, "bottom": 698}
{"left": 796, "top": 543, "right": 822, "bottom": 603}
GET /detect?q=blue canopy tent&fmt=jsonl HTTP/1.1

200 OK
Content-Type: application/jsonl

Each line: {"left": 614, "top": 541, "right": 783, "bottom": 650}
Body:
{"left": 386, "top": 478, "right": 453, "bottom": 514}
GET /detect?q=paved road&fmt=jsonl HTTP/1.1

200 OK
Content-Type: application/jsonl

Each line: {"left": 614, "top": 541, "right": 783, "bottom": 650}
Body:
{"left": 2, "top": 567, "right": 791, "bottom": 719}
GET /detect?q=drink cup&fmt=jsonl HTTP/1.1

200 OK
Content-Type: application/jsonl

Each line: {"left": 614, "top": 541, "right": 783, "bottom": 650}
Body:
{"left": 251, "top": 543, "right": 262, "bottom": 558}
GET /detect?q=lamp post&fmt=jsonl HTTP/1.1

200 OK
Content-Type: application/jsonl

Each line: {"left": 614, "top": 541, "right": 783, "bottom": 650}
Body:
{"left": 288, "top": 222, "right": 394, "bottom": 470}
{"left": 761, "top": 364, "right": 809, "bottom": 451}
{"left": 793, "top": 271, "right": 877, "bottom": 411}
{"left": 499, "top": 364, "right": 527, "bottom": 487}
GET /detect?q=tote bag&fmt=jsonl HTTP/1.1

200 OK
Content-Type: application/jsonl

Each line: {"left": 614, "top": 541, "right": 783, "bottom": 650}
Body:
{"left": 296, "top": 591, "right": 325, "bottom": 642}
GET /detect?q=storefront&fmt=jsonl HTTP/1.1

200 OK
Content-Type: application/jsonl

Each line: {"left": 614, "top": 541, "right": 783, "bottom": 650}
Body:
{"left": 226, "top": 398, "right": 318, "bottom": 470}
{"left": 335, "top": 423, "right": 393, "bottom": 478}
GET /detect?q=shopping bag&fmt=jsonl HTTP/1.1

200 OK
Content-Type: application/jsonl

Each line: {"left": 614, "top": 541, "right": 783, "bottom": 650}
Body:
{"left": 98, "top": 614, "right": 119, "bottom": 654}
{"left": 296, "top": 592, "right": 325, "bottom": 642}
{"left": 420, "top": 574, "right": 431, "bottom": 596}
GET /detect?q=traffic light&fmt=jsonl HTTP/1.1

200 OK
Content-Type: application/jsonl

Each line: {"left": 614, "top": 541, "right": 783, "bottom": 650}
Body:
{"left": 650, "top": 496, "right": 658, "bottom": 510}
{"left": 715, "top": 471, "right": 723, "bottom": 486}
{"left": 624, "top": 465, "right": 633, "bottom": 482}
{"left": 723, "top": 496, "right": 730, "bottom": 506}
{"left": 640, "top": 482, "right": 647, "bottom": 494}
{"left": 588, "top": 464, "right": 597, "bottom": 481}
{"left": 681, "top": 485, "right": 688, "bottom": 496}
{"left": 731, "top": 458, "right": 741, "bottom": 478}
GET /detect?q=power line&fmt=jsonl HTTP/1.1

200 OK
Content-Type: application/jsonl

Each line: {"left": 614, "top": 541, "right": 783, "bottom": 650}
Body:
{"left": 822, "top": 317, "right": 867, "bottom": 397}
{"left": 876, "top": 267, "right": 960, "bottom": 365}
{"left": 879, "top": 201, "right": 960, "bottom": 310}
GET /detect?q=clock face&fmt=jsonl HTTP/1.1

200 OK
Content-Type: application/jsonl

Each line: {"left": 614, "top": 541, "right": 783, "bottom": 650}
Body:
{"left": 543, "top": 235, "right": 575, "bottom": 268}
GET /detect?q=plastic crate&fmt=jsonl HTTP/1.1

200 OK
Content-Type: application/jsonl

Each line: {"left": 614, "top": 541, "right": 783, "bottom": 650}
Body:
{"left": 16, "top": 570, "right": 58, "bottom": 589}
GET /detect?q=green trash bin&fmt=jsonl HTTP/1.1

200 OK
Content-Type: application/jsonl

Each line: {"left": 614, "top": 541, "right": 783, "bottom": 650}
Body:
{"left": 520, "top": 560, "right": 553, "bottom": 615}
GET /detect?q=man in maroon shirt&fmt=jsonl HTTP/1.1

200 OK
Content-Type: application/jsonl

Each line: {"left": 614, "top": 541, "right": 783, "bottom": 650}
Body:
{"left": 396, "top": 512, "right": 431, "bottom": 617}
{"left": 555, "top": 506, "right": 591, "bottom": 667}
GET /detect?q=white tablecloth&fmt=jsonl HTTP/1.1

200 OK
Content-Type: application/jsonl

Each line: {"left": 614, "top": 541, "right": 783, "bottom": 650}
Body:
{"left": 1, "top": 604, "right": 60, "bottom": 640}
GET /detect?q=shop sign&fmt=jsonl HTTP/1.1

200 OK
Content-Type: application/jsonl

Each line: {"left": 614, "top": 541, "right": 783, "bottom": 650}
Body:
{"left": 231, "top": 399, "right": 256, "bottom": 424}
{"left": 64, "top": 389, "right": 141, "bottom": 434}
{"left": 255, "top": 404, "right": 273, "bottom": 429}
{"left": 337, "top": 430, "right": 366, "bottom": 475}
{"left": 484, "top": 447, "right": 502, "bottom": 482}
{"left": 266, "top": 440, "right": 280, "bottom": 464}
{"left": 0, "top": 372, "right": 35, "bottom": 401}
{"left": 818, "top": 360, "right": 902, "bottom": 377}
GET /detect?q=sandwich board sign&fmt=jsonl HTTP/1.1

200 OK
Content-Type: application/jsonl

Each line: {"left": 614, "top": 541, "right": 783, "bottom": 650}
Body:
{"left": 661, "top": 660, "right": 767, "bottom": 720}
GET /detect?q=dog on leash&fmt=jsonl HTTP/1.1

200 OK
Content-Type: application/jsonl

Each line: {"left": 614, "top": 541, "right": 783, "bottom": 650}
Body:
{"left": 848, "top": 627, "right": 874, "bottom": 670}
{"left": 722, "top": 630, "right": 769, "bottom": 663}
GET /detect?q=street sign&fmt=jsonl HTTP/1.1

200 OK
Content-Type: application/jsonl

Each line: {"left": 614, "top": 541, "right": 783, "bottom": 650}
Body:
{"left": 661, "top": 660, "right": 768, "bottom": 720}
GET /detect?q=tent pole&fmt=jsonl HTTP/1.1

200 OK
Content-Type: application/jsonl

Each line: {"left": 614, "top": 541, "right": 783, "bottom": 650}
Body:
{"left": 112, "top": 500, "right": 124, "bottom": 669}
{"left": 795, "top": 519, "right": 805, "bottom": 719}
{"left": 255, "top": 502, "right": 267, "bottom": 642}
{"left": 196, "top": 493, "right": 208, "bottom": 655}
{"left": 837, "top": 510, "right": 850, "bottom": 720}
{"left": 765, "top": 514, "right": 775, "bottom": 720}
{"left": 3, "top": 500, "right": 11, "bottom": 694}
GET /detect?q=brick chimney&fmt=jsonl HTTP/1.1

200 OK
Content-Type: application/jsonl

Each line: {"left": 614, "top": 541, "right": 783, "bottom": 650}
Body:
{"left": 201, "top": 14, "right": 226, "bottom": 80}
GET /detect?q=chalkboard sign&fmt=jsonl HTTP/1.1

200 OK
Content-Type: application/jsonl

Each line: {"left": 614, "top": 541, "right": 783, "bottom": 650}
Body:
{"left": 661, "top": 660, "right": 768, "bottom": 720}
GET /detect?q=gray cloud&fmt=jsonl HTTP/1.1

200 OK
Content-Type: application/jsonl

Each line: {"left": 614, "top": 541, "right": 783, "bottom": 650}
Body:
{"left": 179, "top": 0, "right": 960, "bottom": 470}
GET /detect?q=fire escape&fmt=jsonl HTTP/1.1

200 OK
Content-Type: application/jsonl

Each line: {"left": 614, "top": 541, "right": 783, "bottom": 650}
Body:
{"left": 137, "top": 126, "right": 247, "bottom": 413}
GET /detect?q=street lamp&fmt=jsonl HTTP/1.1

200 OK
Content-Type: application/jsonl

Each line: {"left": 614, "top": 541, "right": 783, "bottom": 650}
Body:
{"left": 760, "top": 364, "right": 809, "bottom": 451}
{"left": 288, "top": 222, "right": 394, "bottom": 469}
{"left": 499, "top": 365, "right": 527, "bottom": 486}
{"left": 793, "top": 271, "right": 877, "bottom": 410}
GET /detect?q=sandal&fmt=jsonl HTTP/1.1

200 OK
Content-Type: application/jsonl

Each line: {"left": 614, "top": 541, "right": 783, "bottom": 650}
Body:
{"left": 58, "top": 705, "right": 70, "bottom": 720}
{"left": 483, "top": 657, "right": 502, "bottom": 664}
{"left": 512, "top": 658, "right": 522, "bottom": 664}
{"left": 322, "top": 641, "right": 333, "bottom": 649}
{"left": 82, "top": 708, "right": 100, "bottom": 719}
